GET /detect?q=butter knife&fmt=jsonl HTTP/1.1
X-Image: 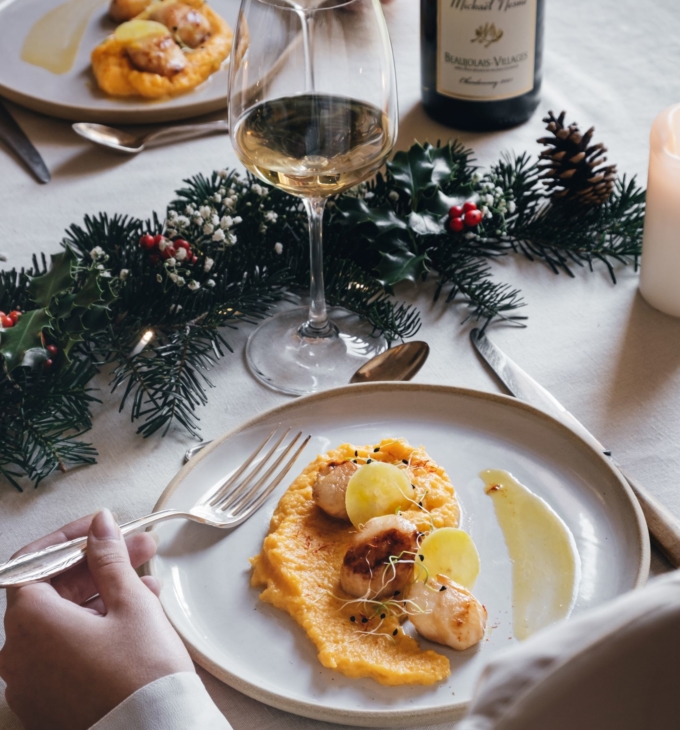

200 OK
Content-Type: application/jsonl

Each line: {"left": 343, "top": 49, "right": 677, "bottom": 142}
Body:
{"left": 0, "top": 102, "right": 50, "bottom": 184}
{"left": 470, "top": 327, "right": 680, "bottom": 568}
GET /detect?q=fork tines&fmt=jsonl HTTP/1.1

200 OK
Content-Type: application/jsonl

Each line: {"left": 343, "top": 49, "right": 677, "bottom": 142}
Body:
{"left": 201, "top": 426, "right": 311, "bottom": 521}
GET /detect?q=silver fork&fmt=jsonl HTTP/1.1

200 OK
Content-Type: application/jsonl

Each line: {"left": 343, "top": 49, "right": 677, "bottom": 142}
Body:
{"left": 0, "top": 426, "right": 310, "bottom": 588}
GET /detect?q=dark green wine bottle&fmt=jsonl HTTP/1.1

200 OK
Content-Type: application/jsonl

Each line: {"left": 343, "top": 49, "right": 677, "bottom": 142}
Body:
{"left": 421, "top": 0, "right": 545, "bottom": 131}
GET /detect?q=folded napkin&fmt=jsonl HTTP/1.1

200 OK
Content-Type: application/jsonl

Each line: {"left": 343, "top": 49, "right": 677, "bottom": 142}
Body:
{"left": 458, "top": 570, "right": 680, "bottom": 730}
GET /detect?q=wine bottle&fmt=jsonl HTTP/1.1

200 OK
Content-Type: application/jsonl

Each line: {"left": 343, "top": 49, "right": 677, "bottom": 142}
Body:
{"left": 420, "top": 0, "right": 545, "bottom": 131}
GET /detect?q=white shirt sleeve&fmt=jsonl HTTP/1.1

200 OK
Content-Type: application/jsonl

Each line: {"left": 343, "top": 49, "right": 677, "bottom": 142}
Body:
{"left": 90, "top": 672, "right": 232, "bottom": 730}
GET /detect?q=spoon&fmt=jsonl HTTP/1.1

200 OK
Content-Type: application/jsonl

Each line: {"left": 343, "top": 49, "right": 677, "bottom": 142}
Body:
{"left": 183, "top": 340, "right": 430, "bottom": 462}
{"left": 72, "top": 119, "right": 229, "bottom": 154}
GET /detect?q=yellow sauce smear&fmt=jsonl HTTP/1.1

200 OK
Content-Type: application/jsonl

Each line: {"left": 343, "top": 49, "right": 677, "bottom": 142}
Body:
{"left": 481, "top": 469, "right": 580, "bottom": 640}
{"left": 21, "top": 0, "right": 104, "bottom": 75}
{"left": 251, "top": 438, "right": 460, "bottom": 686}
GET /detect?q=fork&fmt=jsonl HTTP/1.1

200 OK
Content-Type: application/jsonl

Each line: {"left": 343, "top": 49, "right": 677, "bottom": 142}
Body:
{"left": 0, "top": 426, "right": 310, "bottom": 588}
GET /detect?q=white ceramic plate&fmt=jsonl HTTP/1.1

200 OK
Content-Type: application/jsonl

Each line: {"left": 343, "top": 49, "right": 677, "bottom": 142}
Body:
{"left": 150, "top": 383, "right": 649, "bottom": 727}
{"left": 0, "top": 0, "right": 245, "bottom": 123}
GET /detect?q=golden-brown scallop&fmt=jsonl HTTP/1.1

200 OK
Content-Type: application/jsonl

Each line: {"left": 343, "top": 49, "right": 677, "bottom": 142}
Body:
{"left": 109, "top": 0, "right": 154, "bottom": 23}
{"left": 126, "top": 32, "right": 187, "bottom": 76}
{"left": 408, "top": 574, "right": 487, "bottom": 651}
{"left": 340, "top": 514, "right": 418, "bottom": 600}
{"left": 312, "top": 460, "right": 357, "bottom": 521}
{"left": 150, "top": 2, "right": 212, "bottom": 48}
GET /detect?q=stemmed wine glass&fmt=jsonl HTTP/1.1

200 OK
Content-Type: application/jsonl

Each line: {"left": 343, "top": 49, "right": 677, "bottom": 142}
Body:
{"left": 228, "top": 0, "right": 398, "bottom": 396}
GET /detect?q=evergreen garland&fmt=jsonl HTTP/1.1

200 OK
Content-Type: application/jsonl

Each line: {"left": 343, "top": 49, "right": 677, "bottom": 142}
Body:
{"left": 0, "top": 116, "right": 645, "bottom": 490}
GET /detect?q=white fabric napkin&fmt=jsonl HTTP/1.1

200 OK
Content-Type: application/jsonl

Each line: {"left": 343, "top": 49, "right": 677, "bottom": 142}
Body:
{"left": 458, "top": 570, "right": 680, "bottom": 730}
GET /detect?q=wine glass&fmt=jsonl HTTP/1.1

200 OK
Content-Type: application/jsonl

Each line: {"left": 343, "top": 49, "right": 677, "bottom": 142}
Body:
{"left": 228, "top": 0, "right": 398, "bottom": 396}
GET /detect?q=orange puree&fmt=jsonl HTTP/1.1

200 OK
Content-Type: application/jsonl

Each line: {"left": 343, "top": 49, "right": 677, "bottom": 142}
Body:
{"left": 250, "top": 438, "right": 459, "bottom": 686}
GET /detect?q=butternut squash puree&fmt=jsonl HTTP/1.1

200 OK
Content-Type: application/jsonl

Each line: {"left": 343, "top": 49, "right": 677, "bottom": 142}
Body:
{"left": 250, "top": 438, "right": 460, "bottom": 686}
{"left": 91, "top": 0, "right": 232, "bottom": 98}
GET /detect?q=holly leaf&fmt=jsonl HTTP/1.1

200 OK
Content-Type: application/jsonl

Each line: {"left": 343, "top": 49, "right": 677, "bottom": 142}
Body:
{"left": 73, "top": 270, "right": 105, "bottom": 308}
{"left": 80, "top": 304, "right": 111, "bottom": 334}
{"left": 388, "top": 142, "right": 459, "bottom": 206}
{"left": 29, "top": 247, "right": 78, "bottom": 308}
{"left": 375, "top": 250, "right": 430, "bottom": 288}
{"left": 408, "top": 211, "right": 444, "bottom": 237}
{"left": 0, "top": 309, "right": 51, "bottom": 373}
{"left": 336, "top": 198, "right": 408, "bottom": 236}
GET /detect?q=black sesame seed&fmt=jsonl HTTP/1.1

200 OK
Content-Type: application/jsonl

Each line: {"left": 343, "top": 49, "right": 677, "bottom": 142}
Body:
{"left": 353, "top": 459, "right": 357, "bottom": 464}
{"left": 350, "top": 616, "right": 356, "bottom": 622}
{"left": 355, "top": 450, "right": 358, "bottom": 457}
{"left": 439, "top": 585, "right": 447, "bottom": 592}
{"left": 380, "top": 613, "right": 386, "bottom": 619}
{"left": 367, "top": 458, "right": 372, "bottom": 464}
{"left": 361, "top": 617, "right": 368, "bottom": 624}
{"left": 418, "top": 501, "right": 423, "bottom": 507}
{"left": 373, "top": 447, "right": 380, "bottom": 453}
{"left": 393, "top": 590, "right": 400, "bottom": 596}
{"left": 402, "top": 459, "right": 408, "bottom": 465}
{"left": 419, "top": 554, "right": 425, "bottom": 561}
{"left": 411, "top": 484, "right": 416, "bottom": 489}
{"left": 392, "top": 629, "right": 398, "bottom": 636}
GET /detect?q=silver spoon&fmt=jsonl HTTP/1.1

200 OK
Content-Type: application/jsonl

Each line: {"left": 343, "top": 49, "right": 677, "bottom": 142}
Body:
{"left": 184, "top": 340, "right": 430, "bottom": 462}
{"left": 72, "top": 119, "right": 229, "bottom": 154}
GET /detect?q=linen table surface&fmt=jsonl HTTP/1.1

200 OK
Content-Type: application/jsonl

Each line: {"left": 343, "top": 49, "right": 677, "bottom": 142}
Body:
{"left": 1, "top": 0, "right": 679, "bottom": 728}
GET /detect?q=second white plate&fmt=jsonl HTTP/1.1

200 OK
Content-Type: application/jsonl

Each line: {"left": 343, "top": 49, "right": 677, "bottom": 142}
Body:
{"left": 150, "top": 383, "right": 649, "bottom": 727}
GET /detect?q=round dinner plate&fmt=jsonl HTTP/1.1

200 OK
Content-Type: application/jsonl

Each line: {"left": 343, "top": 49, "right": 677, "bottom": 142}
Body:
{"left": 150, "top": 383, "right": 649, "bottom": 727}
{"left": 0, "top": 0, "right": 243, "bottom": 123}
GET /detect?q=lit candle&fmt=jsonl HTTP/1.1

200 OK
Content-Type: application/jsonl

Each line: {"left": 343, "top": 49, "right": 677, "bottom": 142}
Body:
{"left": 640, "top": 104, "right": 680, "bottom": 317}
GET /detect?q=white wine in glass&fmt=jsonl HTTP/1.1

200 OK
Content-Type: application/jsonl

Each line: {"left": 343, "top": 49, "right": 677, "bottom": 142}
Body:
{"left": 229, "top": 0, "right": 398, "bottom": 396}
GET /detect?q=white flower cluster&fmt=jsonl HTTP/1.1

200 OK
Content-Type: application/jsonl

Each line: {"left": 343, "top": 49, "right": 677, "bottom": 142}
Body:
{"left": 475, "top": 178, "right": 517, "bottom": 222}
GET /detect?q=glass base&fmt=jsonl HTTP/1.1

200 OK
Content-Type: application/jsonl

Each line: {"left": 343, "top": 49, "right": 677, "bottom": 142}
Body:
{"left": 245, "top": 306, "right": 387, "bottom": 396}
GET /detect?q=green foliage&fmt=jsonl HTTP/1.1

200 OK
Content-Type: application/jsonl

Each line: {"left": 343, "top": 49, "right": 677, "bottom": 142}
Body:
{"left": 0, "top": 134, "right": 645, "bottom": 490}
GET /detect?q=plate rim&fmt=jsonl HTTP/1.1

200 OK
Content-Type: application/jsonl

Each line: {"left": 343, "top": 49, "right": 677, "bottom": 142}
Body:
{"left": 149, "top": 382, "right": 650, "bottom": 727}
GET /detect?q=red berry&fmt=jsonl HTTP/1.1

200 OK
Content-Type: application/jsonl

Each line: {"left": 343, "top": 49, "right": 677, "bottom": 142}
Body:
{"left": 46, "top": 344, "right": 58, "bottom": 356}
{"left": 463, "top": 201, "right": 477, "bottom": 213}
{"left": 9, "top": 310, "right": 21, "bottom": 323}
{"left": 191, "top": 255, "right": 198, "bottom": 265}
{"left": 174, "top": 239, "right": 191, "bottom": 251}
{"left": 149, "top": 254, "right": 160, "bottom": 265}
{"left": 448, "top": 205, "right": 464, "bottom": 219}
{"left": 448, "top": 216, "right": 465, "bottom": 233}
{"left": 43, "top": 358, "right": 53, "bottom": 372}
{"left": 153, "top": 234, "right": 164, "bottom": 247}
{"left": 139, "top": 234, "right": 155, "bottom": 250}
{"left": 464, "top": 209, "right": 483, "bottom": 227}
{"left": 161, "top": 246, "right": 176, "bottom": 260}
{"left": 1, "top": 315, "right": 13, "bottom": 328}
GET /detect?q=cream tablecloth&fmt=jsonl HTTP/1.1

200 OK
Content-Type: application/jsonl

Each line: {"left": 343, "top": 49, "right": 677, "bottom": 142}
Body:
{"left": 1, "top": 0, "right": 680, "bottom": 727}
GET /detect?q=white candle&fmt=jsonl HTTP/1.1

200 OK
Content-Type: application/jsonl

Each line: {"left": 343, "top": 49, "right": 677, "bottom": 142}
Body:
{"left": 640, "top": 104, "right": 680, "bottom": 317}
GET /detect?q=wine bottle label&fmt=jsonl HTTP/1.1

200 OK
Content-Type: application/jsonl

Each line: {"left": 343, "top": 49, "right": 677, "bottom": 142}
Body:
{"left": 436, "top": 0, "right": 537, "bottom": 101}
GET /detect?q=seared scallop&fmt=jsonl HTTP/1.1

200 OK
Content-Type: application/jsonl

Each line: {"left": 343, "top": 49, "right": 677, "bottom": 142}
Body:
{"left": 340, "top": 514, "right": 418, "bottom": 600}
{"left": 312, "top": 460, "right": 357, "bottom": 521}
{"left": 408, "top": 574, "right": 487, "bottom": 651}
{"left": 126, "top": 32, "right": 187, "bottom": 76}
{"left": 109, "top": 0, "right": 154, "bottom": 23}
{"left": 150, "top": 2, "right": 212, "bottom": 48}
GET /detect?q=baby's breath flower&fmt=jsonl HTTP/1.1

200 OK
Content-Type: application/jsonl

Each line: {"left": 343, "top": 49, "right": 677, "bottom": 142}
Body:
{"left": 364, "top": 191, "right": 375, "bottom": 200}
{"left": 211, "top": 214, "right": 220, "bottom": 226}
{"left": 220, "top": 215, "right": 233, "bottom": 229}
{"left": 212, "top": 229, "right": 226, "bottom": 242}
{"left": 274, "top": 242, "right": 283, "bottom": 254}
{"left": 96, "top": 263, "right": 105, "bottom": 271}
{"left": 177, "top": 215, "right": 190, "bottom": 227}
{"left": 229, "top": 234, "right": 238, "bottom": 245}
{"left": 471, "top": 173, "right": 481, "bottom": 184}
{"left": 204, "top": 257, "right": 215, "bottom": 272}
{"left": 233, "top": 216, "right": 242, "bottom": 225}
{"left": 166, "top": 257, "right": 176, "bottom": 266}
{"left": 168, "top": 210, "right": 178, "bottom": 221}
{"left": 192, "top": 214, "right": 203, "bottom": 225}
{"left": 218, "top": 170, "right": 228, "bottom": 179}
{"left": 264, "top": 211, "right": 278, "bottom": 223}
{"left": 199, "top": 206, "right": 212, "bottom": 219}
{"left": 185, "top": 204, "right": 195, "bottom": 215}
{"left": 90, "top": 246, "right": 106, "bottom": 261}
{"left": 169, "top": 273, "right": 185, "bottom": 286}
{"left": 119, "top": 269, "right": 130, "bottom": 280}
{"left": 507, "top": 200, "right": 516, "bottom": 213}
{"left": 388, "top": 190, "right": 399, "bottom": 202}
{"left": 188, "top": 280, "right": 201, "bottom": 291}
{"left": 251, "top": 183, "right": 264, "bottom": 196}
{"left": 169, "top": 304, "right": 183, "bottom": 313}
{"left": 203, "top": 223, "right": 214, "bottom": 235}
{"left": 175, "top": 248, "right": 187, "bottom": 262}
{"left": 156, "top": 273, "right": 163, "bottom": 283}
{"left": 100, "top": 271, "right": 112, "bottom": 278}
{"left": 212, "top": 193, "right": 222, "bottom": 204}
{"left": 205, "top": 278, "right": 216, "bottom": 288}
{"left": 158, "top": 239, "right": 172, "bottom": 252}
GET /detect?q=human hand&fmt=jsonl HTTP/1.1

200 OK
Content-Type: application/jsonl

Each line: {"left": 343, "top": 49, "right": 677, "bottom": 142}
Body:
{"left": 0, "top": 510, "right": 194, "bottom": 730}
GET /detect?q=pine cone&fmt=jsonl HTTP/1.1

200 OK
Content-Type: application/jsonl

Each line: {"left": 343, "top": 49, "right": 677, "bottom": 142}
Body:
{"left": 537, "top": 111, "right": 617, "bottom": 206}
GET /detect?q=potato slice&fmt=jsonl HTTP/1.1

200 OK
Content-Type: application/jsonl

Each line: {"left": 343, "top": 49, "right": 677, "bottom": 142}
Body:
{"left": 417, "top": 527, "right": 480, "bottom": 589}
{"left": 114, "top": 19, "right": 169, "bottom": 44}
{"left": 345, "top": 462, "right": 412, "bottom": 528}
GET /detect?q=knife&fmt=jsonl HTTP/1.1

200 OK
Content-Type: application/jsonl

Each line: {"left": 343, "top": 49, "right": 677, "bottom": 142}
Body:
{"left": 470, "top": 327, "right": 680, "bottom": 569}
{"left": 0, "top": 102, "right": 50, "bottom": 184}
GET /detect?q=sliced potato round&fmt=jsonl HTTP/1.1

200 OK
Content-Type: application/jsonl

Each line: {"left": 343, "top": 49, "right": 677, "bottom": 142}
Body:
{"left": 114, "top": 19, "right": 170, "bottom": 44}
{"left": 345, "top": 461, "right": 412, "bottom": 527}
{"left": 417, "top": 527, "right": 480, "bottom": 589}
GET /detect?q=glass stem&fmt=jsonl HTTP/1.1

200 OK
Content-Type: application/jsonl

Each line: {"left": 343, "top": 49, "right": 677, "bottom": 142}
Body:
{"left": 301, "top": 197, "right": 333, "bottom": 338}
